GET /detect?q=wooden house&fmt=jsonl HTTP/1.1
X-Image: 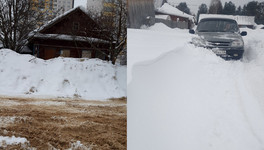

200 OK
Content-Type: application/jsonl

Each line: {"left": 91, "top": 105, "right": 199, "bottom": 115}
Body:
{"left": 155, "top": 3, "right": 194, "bottom": 29}
{"left": 28, "top": 6, "right": 111, "bottom": 60}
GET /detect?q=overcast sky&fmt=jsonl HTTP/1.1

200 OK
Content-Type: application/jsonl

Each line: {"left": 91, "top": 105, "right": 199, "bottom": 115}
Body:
{"left": 74, "top": 0, "right": 87, "bottom": 8}
{"left": 168, "top": 0, "right": 264, "bottom": 15}
{"left": 73, "top": 0, "right": 264, "bottom": 14}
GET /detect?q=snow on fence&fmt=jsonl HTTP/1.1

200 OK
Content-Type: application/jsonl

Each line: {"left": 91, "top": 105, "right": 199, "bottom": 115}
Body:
{"left": 155, "top": 18, "right": 188, "bottom": 29}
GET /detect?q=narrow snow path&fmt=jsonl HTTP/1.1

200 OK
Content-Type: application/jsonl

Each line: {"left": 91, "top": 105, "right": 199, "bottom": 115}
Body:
{"left": 128, "top": 24, "right": 264, "bottom": 150}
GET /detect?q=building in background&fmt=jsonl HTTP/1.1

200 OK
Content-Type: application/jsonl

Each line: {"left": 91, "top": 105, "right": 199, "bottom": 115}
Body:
{"left": 155, "top": 3, "right": 195, "bottom": 29}
{"left": 31, "top": 0, "right": 54, "bottom": 15}
{"left": 31, "top": 0, "right": 74, "bottom": 16}
{"left": 86, "top": 0, "right": 123, "bottom": 17}
{"left": 53, "top": 0, "right": 74, "bottom": 15}
{"left": 31, "top": 0, "right": 56, "bottom": 26}
{"left": 86, "top": 0, "right": 103, "bottom": 14}
{"left": 102, "top": 0, "right": 116, "bottom": 16}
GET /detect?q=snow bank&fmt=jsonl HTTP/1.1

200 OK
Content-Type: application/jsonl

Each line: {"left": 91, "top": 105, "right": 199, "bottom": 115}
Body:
{"left": 67, "top": 141, "right": 91, "bottom": 150}
{"left": 0, "top": 136, "right": 28, "bottom": 147}
{"left": 128, "top": 23, "right": 191, "bottom": 82}
{"left": 128, "top": 24, "right": 264, "bottom": 149}
{"left": 0, "top": 49, "right": 126, "bottom": 100}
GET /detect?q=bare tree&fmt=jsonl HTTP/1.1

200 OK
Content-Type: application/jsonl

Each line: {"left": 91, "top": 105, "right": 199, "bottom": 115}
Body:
{"left": 0, "top": 0, "right": 55, "bottom": 52}
{"left": 85, "top": 0, "right": 127, "bottom": 65}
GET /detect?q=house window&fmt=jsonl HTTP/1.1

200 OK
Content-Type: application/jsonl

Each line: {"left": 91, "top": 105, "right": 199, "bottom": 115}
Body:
{"left": 73, "top": 22, "right": 79, "bottom": 31}
{"left": 82, "top": 50, "right": 92, "bottom": 58}
{"left": 60, "top": 49, "right": 70, "bottom": 57}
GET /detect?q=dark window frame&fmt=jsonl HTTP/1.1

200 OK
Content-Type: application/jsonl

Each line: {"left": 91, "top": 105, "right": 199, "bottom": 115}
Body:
{"left": 73, "top": 22, "right": 80, "bottom": 31}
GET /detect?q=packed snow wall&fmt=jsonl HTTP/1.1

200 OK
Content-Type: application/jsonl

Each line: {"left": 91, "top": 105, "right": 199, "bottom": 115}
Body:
{"left": 128, "top": 0, "right": 155, "bottom": 28}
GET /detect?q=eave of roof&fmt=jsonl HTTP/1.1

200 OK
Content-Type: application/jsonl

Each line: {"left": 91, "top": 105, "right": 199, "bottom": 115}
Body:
{"left": 33, "top": 33, "right": 110, "bottom": 43}
{"left": 156, "top": 3, "right": 194, "bottom": 21}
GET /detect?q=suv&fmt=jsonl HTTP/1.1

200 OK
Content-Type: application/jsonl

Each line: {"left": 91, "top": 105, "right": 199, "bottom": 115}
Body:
{"left": 189, "top": 18, "right": 247, "bottom": 60}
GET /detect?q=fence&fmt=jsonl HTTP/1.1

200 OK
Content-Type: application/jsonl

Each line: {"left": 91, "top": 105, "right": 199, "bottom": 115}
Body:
{"left": 155, "top": 18, "right": 188, "bottom": 29}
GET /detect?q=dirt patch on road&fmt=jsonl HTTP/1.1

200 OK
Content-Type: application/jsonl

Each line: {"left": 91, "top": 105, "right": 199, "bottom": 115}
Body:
{"left": 0, "top": 96, "right": 126, "bottom": 149}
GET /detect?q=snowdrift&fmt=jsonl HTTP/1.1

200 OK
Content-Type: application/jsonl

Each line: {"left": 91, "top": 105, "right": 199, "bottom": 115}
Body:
{"left": 128, "top": 24, "right": 264, "bottom": 150}
{"left": 0, "top": 49, "right": 126, "bottom": 100}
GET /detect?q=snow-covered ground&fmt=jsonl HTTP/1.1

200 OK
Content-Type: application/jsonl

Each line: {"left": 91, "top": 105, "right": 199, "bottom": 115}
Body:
{"left": 0, "top": 135, "right": 88, "bottom": 149}
{"left": 0, "top": 136, "right": 28, "bottom": 148}
{"left": 0, "top": 49, "right": 126, "bottom": 100}
{"left": 128, "top": 23, "right": 264, "bottom": 149}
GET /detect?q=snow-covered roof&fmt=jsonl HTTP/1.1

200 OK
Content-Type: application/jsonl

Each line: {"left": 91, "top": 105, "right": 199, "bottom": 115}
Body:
{"left": 29, "top": 6, "right": 108, "bottom": 43}
{"left": 34, "top": 33, "right": 109, "bottom": 43}
{"left": 155, "top": 15, "right": 171, "bottom": 20}
{"left": 156, "top": 3, "right": 194, "bottom": 21}
{"left": 199, "top": 14, "right": 256, "bottom": 26}
{"left": 39, "top": 6, "right": 90, "bottom": 32}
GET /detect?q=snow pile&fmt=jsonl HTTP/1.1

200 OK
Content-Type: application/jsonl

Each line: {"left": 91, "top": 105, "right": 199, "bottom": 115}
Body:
{"left": 0, "top": 49, "right": 126, "bottom": 100}
{"left": 67, "top": 141, "right": 91, "bottom": 150}
{"left": 128, "top": 23, "right": 190, "bottom": 82}
{"left": 0, "top": 116, "right": 32, "bottom": 127}
{"left": 0, "top": 136, "right": 28, "bottom": 148}
{"left": 128, "top": 24, "right": 264, "bottom": 149}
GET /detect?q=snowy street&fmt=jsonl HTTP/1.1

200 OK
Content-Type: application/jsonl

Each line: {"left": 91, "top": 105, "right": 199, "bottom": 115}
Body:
{"left": 128, "top": 24, "right": 264, "bottom": 150}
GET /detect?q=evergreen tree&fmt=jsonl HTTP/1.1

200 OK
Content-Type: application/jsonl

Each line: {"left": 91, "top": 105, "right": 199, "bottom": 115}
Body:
{"left": 222, "top": 1, "right": 236, "bottom": 15}
{"left": 176, "top": 2, "right": 191, "bottom": 15}
{"left": 256, "top": 2, "right": 264, "bottom": 24}
{"left": 208, "top": 0, "right": 223, "bottom": 14}
{"left": 241, "top": 1, "right": 264, "bottom": 25}
{"left": 235, "top": 6, "right": 242, "bottom": 15}
{"left": 242, "top": 5, "right": 247, "bottom": 15}
{"left": 197, "top": 4, "right": 208, "bottom": 22}
{"left": 245, "top": 1, "right": 258, "bottom": 16}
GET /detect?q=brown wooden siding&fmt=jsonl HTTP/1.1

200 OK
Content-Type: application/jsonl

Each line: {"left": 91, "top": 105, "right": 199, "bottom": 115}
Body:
{"left": 128, "top": 0, "right": 155, "bottom": 28}
{"left": 41, "top": 9, "right": 108, "bottom": 40}
{"left": 32, "top": 39, "right": 110, "bottom": 60}
{"left": 29, "top": 7, "right": 111, "bottom": 60}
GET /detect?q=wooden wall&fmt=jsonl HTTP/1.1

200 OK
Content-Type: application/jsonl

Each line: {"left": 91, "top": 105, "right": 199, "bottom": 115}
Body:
{"left": 128, "top": 0, "right": 155, "bottom": 28}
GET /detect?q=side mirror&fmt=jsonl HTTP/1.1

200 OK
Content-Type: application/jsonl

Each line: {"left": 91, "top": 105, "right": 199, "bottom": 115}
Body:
{"left": 241, "top": 31, "right": 247, "bottom": 36}
{"left": 189, "top": 29, "right": 195, "bottom": 34}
